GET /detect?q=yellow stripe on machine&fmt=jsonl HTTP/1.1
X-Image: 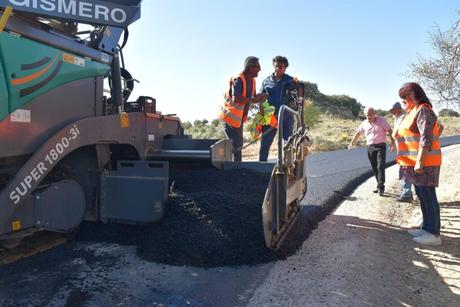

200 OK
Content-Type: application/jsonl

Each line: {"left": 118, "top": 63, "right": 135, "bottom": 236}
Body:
{"left": 120, "top": 112, "right": 130, "bottom": 128}
{"left": 12, "top": 220, "right": 21, "bottom": 231}
{"left": 0, "top": 6, "right": 13, "bottom": 33}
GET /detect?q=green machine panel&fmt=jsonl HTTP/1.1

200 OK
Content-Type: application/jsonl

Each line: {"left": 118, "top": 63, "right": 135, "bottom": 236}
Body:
{"left": 0, "top": 32, "right": 110, "bottom": 122}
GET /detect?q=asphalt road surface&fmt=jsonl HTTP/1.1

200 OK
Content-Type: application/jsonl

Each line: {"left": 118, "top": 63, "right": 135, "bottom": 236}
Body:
{"left": 0, "top": 136, "right": 459, "bottom": 306}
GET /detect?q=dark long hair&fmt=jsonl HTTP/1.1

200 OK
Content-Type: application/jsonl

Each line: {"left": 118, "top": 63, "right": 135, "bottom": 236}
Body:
{"left": 398, "top": 82, "right": 431, "bottom": 106}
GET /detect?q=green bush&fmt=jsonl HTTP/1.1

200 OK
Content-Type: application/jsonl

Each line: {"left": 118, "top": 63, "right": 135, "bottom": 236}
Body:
{"left": 439, "top": 109, "right": 459, "bottom": 117}
{"left": 183, "top": 119, "right": 225, "bottom": 139}
{"left": 304, "top": 101, "right": 321, "bottom": 128}
{"left": 301, "top": 81, "right": 363, "bottom": 118}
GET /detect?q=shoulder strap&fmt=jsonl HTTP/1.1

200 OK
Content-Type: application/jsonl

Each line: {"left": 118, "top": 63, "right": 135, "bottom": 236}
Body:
{"left": 238, "top": 73, "right": 247, "bottom": 97}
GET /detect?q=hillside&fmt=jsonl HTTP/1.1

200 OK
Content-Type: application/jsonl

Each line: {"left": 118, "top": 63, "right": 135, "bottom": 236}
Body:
{"left": 242, "top": 115, "right": 460, "bottom": 160}
{"left": 183, "top": 80, "right": 460, "bottom": 159}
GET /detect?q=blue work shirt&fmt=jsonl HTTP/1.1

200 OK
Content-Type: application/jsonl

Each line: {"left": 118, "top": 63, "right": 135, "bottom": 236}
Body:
{"left": 260, "top": 73, "right": 294, "bottom": 116}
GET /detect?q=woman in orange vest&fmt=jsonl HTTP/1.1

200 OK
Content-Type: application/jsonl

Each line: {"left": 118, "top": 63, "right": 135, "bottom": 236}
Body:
{"left": 396, "top": 82, "right": 442, "bottom": 245}
{"left": 219, "top": 56, "right": 268, "bottom": 161}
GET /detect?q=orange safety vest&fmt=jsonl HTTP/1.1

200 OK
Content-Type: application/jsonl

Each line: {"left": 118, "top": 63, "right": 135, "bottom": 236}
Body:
{"left": 396, "top": 103, "right": 442, "bottom": 167}
{"left": 219, "top": 73, "right": 256, "bottom": 128}
{"left": 267, "top": 112, "right": 278, "bottom": 128}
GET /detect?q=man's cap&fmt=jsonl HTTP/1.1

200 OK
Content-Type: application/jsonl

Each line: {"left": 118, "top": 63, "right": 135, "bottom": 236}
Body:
{"left": 389, "top": 102, "right": 402, "bottom": 112}
{"left": 244, "top": 56, "right": 259, "bottom": 69}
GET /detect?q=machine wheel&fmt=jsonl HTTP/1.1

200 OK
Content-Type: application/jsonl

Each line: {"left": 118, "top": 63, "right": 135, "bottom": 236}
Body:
{"left": 44, "top": 147, "right": 100, "bottom": 222}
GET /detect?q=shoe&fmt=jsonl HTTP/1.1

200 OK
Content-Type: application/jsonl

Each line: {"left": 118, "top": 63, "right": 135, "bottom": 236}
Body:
{"left": 396, "top": 195, "right": 413, "bottom": 202}
{"left": 413, "top": 233, "right": 442, "bottom": 245}
{"left": 373, "top": 189, "right": 378, "bottom": 193}
{"left": 408, "top": 228, "right": 428, "bottom": 237}
{"left": 378, "top": 189, "right": 384, "bottom": 196}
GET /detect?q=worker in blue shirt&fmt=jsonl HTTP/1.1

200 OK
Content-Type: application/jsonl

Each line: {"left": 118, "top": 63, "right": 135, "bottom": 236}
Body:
{"left": 259, "top": 56, "right": 296, "bottom": 161}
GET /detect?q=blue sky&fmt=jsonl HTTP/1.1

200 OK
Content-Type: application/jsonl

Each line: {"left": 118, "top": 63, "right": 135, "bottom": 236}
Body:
{"left": 123, "top": 0, "right": 459, "bottom": 121}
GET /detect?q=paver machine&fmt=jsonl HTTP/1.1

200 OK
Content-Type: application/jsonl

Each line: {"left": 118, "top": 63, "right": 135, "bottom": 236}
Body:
{"left": 0, "top": 0, "right": 309, "bottom": 250}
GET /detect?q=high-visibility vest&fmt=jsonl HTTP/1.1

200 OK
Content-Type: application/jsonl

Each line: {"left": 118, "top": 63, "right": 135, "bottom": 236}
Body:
{"left": 219, "top": 73, "right": 256, "bottom": 128}
{"left": 396, "top": 103, "right": 442, "bottom": 167}
{"left": 268, "top": 113, "right": 278, "bottom": 128}
{"left": 260, "top": 76, "right": 300, "bottom": 129}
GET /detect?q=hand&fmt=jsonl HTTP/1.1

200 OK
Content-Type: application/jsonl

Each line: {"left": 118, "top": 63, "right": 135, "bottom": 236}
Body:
{"left": 253, "top": 93, "right": 268, "bottom": 103}
{"left": 414, "top": 161, "right": 424, "bottom": 173}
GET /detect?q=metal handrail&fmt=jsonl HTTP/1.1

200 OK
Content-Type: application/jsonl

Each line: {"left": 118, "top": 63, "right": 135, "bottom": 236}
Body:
{"left": 277, "top": 105, "right": 301, "bottom": 166}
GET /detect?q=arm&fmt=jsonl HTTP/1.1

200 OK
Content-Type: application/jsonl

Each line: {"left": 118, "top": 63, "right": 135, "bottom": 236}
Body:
{"left": 387, "top": 127, "right": 396, "bottom": 152}
{"left": 414, "top": 107, "right": 436, "bottom": 173}
{"left": 253, "top": 79, "right": 269, "bottom": 103}
{"left": 348, "top": 131, "right": 361, "bottom": 150}
{"left": 233, "top": 78, "right": 267, "bottom": 105}
{"left": 233, "top": 96, "right": 254, "bottom": 105}
{"left": 415, "top": 147, "right": 429, "bottom": 173}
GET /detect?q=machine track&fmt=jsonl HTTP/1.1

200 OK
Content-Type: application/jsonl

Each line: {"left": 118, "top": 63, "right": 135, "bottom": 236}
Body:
{"left": 0, "top": 232, "right": 67, "bottom": 266}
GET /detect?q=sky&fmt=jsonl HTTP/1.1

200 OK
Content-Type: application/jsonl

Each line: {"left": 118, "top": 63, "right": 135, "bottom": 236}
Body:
{"left": 122, "top": 0, "right": 459, "bottom": 121}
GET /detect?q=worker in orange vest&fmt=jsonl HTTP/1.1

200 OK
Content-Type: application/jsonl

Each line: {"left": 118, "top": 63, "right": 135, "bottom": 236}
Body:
{"left": 219, "top": 56, "right": 268, "bottom": 161}
{"left": 397, "top": 82, "right": 442, "bottom": 245}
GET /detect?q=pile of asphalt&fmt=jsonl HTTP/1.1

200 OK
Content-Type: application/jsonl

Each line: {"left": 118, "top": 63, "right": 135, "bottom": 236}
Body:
{"left": 76, "top": 167, "right": 302, "bottom": 267}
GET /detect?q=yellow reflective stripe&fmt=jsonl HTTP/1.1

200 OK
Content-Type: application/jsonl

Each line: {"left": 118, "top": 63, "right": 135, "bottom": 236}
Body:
{"left": 222, "top": 109, "right": 242, "bottom": 122}
{"left": 0, "top": 6, "right": 13, "bottom": 33}
{"left": 397, "top": 149, "right": 441, "bottom": 157}
{"left": 397, "top": 136, "right": 439, "bottom": 142}
{"left": 226, "top": 100, "right": 244, "bottom": 110}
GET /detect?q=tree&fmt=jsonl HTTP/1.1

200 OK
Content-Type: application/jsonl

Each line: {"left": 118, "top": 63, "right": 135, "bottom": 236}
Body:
{"left": 182, "top": 121, "right": 192, "bottom": 130}
{"left": 211, "top": 119, "right": 220, "bottom": 127}
{"left": 409, "top": 12, "right": 460, "bottom": 109}
{"left": 193, "top": 119, "right": 203, "bottom": 127}
{"left": 303, "top": 100, "right": 321, "bottom": 128}
{"left": 439, "top": 108, "right": 459, "bottom": 117}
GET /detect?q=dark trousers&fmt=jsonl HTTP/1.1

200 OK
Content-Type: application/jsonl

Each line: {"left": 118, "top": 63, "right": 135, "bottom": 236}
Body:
{"left": 367, "top": 143, "right": 386, "bottom": 191}
{"left": 259, "top": 115, "right": 293, "bottom": 162}
{"left": 223, "top": 122, "right": 243, "bottom": 162}
{"left": 414, "top": 186, "right": 440, "bottom": 235}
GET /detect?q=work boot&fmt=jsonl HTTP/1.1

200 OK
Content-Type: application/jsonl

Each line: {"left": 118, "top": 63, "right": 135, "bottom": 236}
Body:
{"left": 413, "top": 233, "right": 442, "bottom": 245}
{"left": 373, "top": 189, "right": 378, "bottom": 193}
{"left": 378, "top": 188, "right": 384, "bottom": 196}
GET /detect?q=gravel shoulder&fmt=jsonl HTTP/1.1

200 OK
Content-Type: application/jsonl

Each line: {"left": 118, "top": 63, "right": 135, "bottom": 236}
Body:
{"left": 248, "top": 144, "right": 460, "bottom": 307}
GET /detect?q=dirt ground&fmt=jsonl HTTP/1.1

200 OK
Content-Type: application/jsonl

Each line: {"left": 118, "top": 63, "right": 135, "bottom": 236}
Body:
{"left": 247, "top": 144, "right": 460, "bottom": 307}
